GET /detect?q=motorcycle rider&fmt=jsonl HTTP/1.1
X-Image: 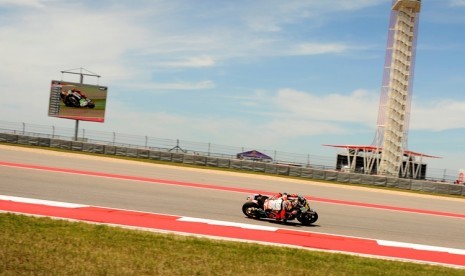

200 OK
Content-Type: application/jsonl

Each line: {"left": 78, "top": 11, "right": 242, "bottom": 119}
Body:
{"left": 61, "top": 88, "right": 89, "bottom": 107}
{"left": 69, "top": 89, "right": 87, "bottom": 99}
{"left": 288, "top": 196, "right": 306, "bottom": 218}
{"left": 243, "top": 193, "right": 317, "bottom": 225}
{"left": 266, "top": 192, "right": 295, "bottom": 221}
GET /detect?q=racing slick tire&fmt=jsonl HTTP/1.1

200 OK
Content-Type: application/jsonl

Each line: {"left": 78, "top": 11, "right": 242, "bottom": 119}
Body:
{"left": 242, "top": 202, "right": 260, "bottom": 219}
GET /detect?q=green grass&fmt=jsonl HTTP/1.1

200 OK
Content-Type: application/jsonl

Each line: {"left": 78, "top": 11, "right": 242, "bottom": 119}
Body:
{"left": 0, "top": 214, "right": 463, "bottom": 275}
{"left": 92, "top": 99, "right": 106, "bottom": 110}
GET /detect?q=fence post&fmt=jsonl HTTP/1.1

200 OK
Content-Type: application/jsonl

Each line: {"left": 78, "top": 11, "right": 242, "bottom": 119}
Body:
{"left": 52, "top": 126, "right": 55, "bottom": 138}
{"left": 208, "top": 143, "right": 211, "bottom": 156}
{"left": 145, "top": 136, "right": 148, "bottom": 149}
{"left": 113, "top": 132, "right": 116, "bottom": 145}
{"left": 22, "top": 122, "right": 25, "bottom": 135}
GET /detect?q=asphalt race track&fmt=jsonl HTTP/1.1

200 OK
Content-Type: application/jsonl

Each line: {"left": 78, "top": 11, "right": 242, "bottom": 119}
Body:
{"left": 1, "top": 144, "right": 465, "bottom": 258}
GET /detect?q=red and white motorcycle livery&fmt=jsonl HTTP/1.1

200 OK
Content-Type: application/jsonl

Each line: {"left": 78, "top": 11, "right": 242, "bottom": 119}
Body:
{"left": 242, "top": 194, "right": 318, "bottom": 225}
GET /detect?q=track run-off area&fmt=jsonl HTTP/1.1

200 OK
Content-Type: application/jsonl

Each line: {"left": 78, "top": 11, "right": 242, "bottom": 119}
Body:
{"left": 1, "top": 144, "right": 465, "bottom": 268}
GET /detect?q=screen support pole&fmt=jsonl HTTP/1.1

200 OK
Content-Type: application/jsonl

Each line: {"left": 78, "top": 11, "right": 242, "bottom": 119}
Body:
{"left": 74, "top": 120, "right": 79, "bottom": 141}
{"left": 74, "top": 72, "right": 83, "bottom": 141}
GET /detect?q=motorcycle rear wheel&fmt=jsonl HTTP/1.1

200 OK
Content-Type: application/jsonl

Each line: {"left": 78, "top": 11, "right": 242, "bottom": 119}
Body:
{"left": 66, "top": 96, "right": 80, "bottom": 107}
{"left": 242, "top": 202, "right": 260, "bottom": 219}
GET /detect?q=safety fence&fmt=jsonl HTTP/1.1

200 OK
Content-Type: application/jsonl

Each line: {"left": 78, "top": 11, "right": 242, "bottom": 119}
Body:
{"left": 0, "top": 120, "right": 336, "bottom": 168}
{"left": 0, "top": 120, "right": 459, "bottom": 182}
{"left": 1, "top": 132, "right": 463, "bottom": 197}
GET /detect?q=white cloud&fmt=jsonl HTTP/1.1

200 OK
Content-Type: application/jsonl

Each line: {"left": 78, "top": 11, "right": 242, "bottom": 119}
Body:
{"left": 114, "top": 0, "right": 377, "bottom": 62}
{"left": 131, "top": 80, "right": 216, "bottom": 91}
{"left": 240, "top": 0, "right": 387, "bottom": 32}
{"left": 0, "top": 5, "right": 147, "bottom": 84}
{"left": 411, "top": 100, "right": 465, "bottom": 131}
{"left": 267, "top": 88, "right": 465, "bottom": 133}
{"left": 234, "top": 88, "right": 465, "bottom": 140}
{"left": 0, "top": 0, "right": 44, "bottom": 8}
{"left": 264, "top": 119, "right": 344, "bottom": 137}
{"left": 158, "top": 56, "right": 216, "bottom": 68}
{"left": 449, "top": 0, "right": 465, "bottom": 7}
{"left": 272, "top": 88, "right": 379, "bottom": 125}
{"left": 292, "top": 42, "right": 349, "bottom": 55}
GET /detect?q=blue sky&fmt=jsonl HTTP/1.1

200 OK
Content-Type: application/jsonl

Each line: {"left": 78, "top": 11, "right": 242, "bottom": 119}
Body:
{"left": 0, "top": 0, "right": 464, "bottom": 175}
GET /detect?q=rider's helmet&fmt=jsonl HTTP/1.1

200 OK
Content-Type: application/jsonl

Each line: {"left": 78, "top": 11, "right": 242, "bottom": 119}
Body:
{"left": 298, "top": 196, "right": 306, "bottom": 205}
{"left": 282, "top": 193, "right": 288, "bottom": 200}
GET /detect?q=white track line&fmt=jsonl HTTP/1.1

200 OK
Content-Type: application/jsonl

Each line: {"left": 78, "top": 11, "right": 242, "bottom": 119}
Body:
{"left": 178, "top": 217, "right": 278, "bottom": 231}
{"left": 377, "top": 240, "right": 465, "bottom": 255}
{"left": 0, "top": 195, "right": 88, "bottom": 208}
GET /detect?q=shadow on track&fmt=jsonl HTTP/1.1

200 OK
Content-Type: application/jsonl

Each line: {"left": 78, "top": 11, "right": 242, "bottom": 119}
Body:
{"left": 244, "top": 217, "right": 320, "bottom": 228}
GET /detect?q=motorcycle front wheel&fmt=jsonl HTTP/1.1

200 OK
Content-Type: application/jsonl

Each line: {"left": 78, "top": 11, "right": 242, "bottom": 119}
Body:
{"left": 298, "top": 212, "right": 318, "bottom": 226}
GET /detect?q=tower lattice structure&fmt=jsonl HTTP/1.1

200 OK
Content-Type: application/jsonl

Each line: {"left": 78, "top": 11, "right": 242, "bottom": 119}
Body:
{"left": 374, "top": 0, "right": 421, "bottom": 176}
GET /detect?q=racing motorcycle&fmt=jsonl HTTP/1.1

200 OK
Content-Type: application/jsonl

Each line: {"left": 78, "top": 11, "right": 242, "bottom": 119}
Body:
{"left": 242, "top": 194, "right": 318, "bottom": 225}
{"left": 60, "top": 89, "right": 95, "bottom": 108}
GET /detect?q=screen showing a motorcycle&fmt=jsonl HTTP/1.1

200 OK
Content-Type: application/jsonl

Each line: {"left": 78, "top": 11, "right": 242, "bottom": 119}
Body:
{"left": 48, "top": 80, "right": 108, "bottom": 123}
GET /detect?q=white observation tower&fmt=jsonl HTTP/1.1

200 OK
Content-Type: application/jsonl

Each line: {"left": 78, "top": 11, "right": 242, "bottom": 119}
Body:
{"left": 374, "top": 0, "right": 422, "bottom": 176}
{"left": 325, "top": 0, "right": 436, "bottom": 179}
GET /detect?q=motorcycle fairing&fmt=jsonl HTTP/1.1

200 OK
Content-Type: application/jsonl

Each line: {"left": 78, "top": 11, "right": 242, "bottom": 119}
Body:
{"left": 263, "top": 199, "right": 283, "bottom": 211}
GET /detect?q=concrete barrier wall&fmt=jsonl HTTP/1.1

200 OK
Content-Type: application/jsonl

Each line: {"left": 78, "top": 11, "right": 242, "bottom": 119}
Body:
{"left": 1, "top": 133, "right": 463, "bottom": 196}
{"left": 217, "top": 158, "right": 230, "bottom": 168}
{"left": 206, "top": 157, "right": 218, "bottom": 167}
{"left": 253, "top": 162, "right": 266, "bottom": 173}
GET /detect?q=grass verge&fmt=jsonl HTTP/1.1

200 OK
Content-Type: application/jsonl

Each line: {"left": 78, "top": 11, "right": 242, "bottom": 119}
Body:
{"left": 0, "top": 213, "right": 463, "bottom": 275}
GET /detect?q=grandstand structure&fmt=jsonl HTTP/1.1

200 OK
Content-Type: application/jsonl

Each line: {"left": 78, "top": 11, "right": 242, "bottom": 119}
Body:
{"left": 326, "top": 0, "right": 437, "bottom": 179}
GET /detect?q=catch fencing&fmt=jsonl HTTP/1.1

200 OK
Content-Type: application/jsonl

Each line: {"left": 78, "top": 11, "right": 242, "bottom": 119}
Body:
{"left": 0, "top": 120, "right": 459, "bottom": 182}
{"left": 0, "top": 121, "right": 336, "bottom": 168}
{"left": 1, "top": 131, "right": 463, "bottom": 197}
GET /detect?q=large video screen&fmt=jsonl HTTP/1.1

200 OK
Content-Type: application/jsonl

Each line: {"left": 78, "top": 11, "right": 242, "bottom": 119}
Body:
{"left": 48, "top": 80, "right": 108, "bottom": 123}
